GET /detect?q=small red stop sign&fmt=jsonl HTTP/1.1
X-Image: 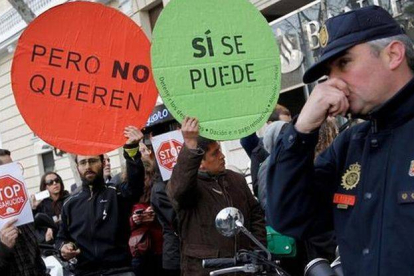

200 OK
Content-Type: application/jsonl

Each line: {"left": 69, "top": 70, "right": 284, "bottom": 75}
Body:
{"left": 156, "top": 139, "right": 183, "bottom": 171}
{"left": 0, "top": 175, "right": 28, "bottom": 219}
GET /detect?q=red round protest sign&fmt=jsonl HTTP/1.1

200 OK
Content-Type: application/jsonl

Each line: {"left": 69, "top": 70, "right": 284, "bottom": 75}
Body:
{"left": 0, "top": 175, "right": 27, "bottom": 219}
{"left": 156, "top": 140, "right": 183, "bottom": 171}
{"left": 11, "top": 2, "right": 158, "bottom": 155}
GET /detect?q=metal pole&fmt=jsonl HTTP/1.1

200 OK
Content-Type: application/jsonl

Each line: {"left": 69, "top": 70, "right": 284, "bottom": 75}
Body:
{"left": 320, "top": 0, "right": 328, "bottom": 22}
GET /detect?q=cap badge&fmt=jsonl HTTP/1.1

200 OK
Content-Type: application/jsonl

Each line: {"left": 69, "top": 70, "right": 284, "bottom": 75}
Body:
{"left": 319, "top": 24, "right": 329, "bottom": 48}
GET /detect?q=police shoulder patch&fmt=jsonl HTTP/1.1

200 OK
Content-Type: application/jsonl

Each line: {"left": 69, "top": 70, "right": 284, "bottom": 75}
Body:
{"left": 341, "top": 162, "right": 361, "bottom": 190}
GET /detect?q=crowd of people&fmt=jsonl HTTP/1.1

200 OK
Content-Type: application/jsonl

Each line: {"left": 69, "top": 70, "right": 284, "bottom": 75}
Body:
{"left": 1, "top": 5, "right": 414, "bottom": 276}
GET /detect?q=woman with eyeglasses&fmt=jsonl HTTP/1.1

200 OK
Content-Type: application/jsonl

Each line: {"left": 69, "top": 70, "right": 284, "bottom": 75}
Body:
{"left": 31, "top": 172, "right": 70, "bottom": 244}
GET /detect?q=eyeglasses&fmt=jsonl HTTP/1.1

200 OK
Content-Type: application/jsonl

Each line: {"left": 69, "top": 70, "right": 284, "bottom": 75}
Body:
{"left": 78, "top": 158, "right": 101, "bottom": 167}
{"left": 45, "top": 178, "right": 61, "bottom": 186}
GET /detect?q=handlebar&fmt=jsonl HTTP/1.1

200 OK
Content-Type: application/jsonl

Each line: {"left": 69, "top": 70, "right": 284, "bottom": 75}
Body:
{"left": 209, "top": 264, "right": 260, "bottom": 276}
{"left": 202, "top": 258, "right": 236, "bottom": 269}
{"left": 203, "top": 250, "right": 289, "bottom": 276}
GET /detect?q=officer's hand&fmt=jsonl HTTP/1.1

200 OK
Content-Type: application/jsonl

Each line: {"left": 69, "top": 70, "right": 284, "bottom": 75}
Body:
{"left": 182, "top": 117, "right": 199, "bottom": 149}
{"left": 0, "top": 218, "right": 19, "bottom": 248}
{"left": 124, "top": 126, "right": 143, "bottom": 145}
{"left": 296, "top": 78, "right": 349, "bottom": 133}
{"left": 61, "top": 243, "right": 81, "bottom": 260}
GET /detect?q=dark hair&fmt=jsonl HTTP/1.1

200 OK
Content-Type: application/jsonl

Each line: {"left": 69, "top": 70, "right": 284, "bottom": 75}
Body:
{"left": 197, "top": 136, "right": 217, "bottom": 159}
{"left": 0, "top": 149, "right": 11, "bottom": 156}
{"left": 0, "top": 149, "right": 11, "bottom": 165}
{"left": 39, "top": 172, "right": 65, "bottom": 197}
{"left": 39, "top": 172, "right": 66, "bottom": 216}
{"left": 315, "top": 120, "right": 338, "bottom": 160}
{"left": 140, "top": 158, "right": 156, "bottom": 204}
{"left": 74, "top": 154, "right": 104, "bottom": 164}
{"left": 268, "top": 104, "right": 291, "bottom": 122}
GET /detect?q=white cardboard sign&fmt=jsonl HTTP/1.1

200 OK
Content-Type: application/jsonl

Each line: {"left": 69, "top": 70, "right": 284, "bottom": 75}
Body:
{"left": 0, "top": 162, "right": 34, "bottom": 229}
{"left": 151, "top": 130, "right": 184, "bottom": 181}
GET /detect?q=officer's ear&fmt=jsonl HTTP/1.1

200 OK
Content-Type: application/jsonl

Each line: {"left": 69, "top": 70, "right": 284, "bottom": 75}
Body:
{"left": 385, "top": 40, "right": 406, "bottom": 71}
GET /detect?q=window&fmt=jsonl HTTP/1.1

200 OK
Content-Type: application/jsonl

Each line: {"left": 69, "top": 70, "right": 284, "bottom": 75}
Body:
{"left": 41, "top": 151, "right": 55, "bottom": 172}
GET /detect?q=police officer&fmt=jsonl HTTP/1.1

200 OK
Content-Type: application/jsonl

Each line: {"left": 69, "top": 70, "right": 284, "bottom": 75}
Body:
{"left": 266, "top": 6, "right": 414, "bottom": 276}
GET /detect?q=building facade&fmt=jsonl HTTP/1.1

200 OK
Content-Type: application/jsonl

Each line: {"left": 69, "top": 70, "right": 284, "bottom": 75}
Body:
{"left": 1, "top": 0, "right": 410, "bottom": 194}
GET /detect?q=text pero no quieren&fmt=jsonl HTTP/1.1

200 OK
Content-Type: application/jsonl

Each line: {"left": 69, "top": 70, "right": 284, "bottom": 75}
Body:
{"left": 27, "top": 44, "right": 151, "bottom": 111}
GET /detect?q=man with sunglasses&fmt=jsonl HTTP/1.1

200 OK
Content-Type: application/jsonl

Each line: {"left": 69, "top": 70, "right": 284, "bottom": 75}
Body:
{"left": 56, "top": 126, "right": 145, "bottom": 276}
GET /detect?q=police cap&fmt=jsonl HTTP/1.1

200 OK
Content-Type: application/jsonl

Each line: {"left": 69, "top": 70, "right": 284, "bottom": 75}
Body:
{"left": 303, "top": 5, "right": 404, "bottom": 84}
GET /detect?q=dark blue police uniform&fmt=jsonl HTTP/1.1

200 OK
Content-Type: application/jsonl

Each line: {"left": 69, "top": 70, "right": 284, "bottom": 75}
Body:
{"left": 266, "top": 6, "right": 414, "bottom": 276}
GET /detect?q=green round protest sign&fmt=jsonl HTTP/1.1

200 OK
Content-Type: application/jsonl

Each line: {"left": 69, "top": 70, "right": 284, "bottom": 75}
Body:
{"left": 151, "top": 0, "right": 281, "bottom": 140}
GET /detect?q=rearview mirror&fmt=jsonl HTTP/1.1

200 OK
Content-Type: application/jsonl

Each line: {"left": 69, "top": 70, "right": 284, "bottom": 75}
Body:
{"left": 215, "top": 207, "right": 244, "bottom": 237}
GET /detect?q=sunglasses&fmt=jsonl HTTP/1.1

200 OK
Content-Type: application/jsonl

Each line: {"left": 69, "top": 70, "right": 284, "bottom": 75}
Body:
{"left": 45, "top": 178, "right": 61, "bottom": 186}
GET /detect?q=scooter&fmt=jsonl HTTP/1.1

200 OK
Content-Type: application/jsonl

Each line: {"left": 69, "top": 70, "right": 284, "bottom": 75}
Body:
{"left": 202, "top": 207, "right": 289, "bottom": 275}
{"left": 34, "top": 213, "right": 75, "bottom": 276}
{"left": 203, "top": 207, "right": 344, "bottom": 276}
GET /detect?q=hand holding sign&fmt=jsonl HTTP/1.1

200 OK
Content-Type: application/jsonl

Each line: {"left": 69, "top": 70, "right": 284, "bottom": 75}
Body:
{"left": 124, "top": 126, "right": 144, "bottom": 145}
{"left": 0, "top": 218, "right": 19, "bottom": 249}
{"left": 181, "top": 117, "right": 199, "bottom": 150}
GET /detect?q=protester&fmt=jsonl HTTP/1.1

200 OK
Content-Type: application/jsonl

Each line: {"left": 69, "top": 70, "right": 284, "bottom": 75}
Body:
{"left": 267, "top": 6, "right": 414, "bottom": 275}
{"left": 56, "top": 126, "right": 145, "bottom": 276}
{"left": 139, "top": 141, "right": 153, "bottom": 158}
{"left": 151, "top": 175, "right": 181, "bottom": 276}
{"left": 31, "top": 171, "right": 70, "bottom": 243}
{"left": 257, "top": 121, "right": 288, "bottom": 210}
{"left": 103, "top": 154, "right": 112, "bottom": 183}
{"left": 146, "top": 141, "right": 181, "bottom": 276}
{"left": 0, "top": 149, "right": 47, "bottom": 276}
{"left": 240, "top": 104, "right": 292, "bottom": 196}
{"left": 167, "top": 117, "right": 266, "bottom": 276}
{"left": 129, "top": 158, "right": 164, "bottom": 276}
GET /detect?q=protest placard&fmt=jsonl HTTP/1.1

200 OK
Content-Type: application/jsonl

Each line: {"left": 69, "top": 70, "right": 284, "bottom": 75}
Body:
{"left": 11, "top": 2, "right": 158, "bottom": 155}
{"left": 151, "top": 0, "right": 281, "bottom": 140}
{"left": 151, "top": 130, "right": 184, "bottom": 181}
{"left": 0, "top": 162, "right": 33, "bottom": 229}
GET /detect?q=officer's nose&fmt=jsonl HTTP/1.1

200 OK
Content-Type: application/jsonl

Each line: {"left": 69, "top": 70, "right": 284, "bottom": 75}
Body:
{"left": 327, "top": 64, "right": 343, "bottom": 80}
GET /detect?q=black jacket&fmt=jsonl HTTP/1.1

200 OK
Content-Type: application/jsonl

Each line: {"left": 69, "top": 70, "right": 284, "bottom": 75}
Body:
{"left": 0, "top": 223, "right": 47, "bottom": 276}
{"left": 151, "top": 177, "right": 180, "bottom": 270}
{"left": 240, "top": 134, "right": 268, "bottom": 197}
{"left": 56, "top": 147, "right": 144, "bottom": 275}
{"left": 34, "top": 191, "right": 70, "bottom": 243}
{"left": 267, "top": 77, "right": 414, "bottom": 276}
